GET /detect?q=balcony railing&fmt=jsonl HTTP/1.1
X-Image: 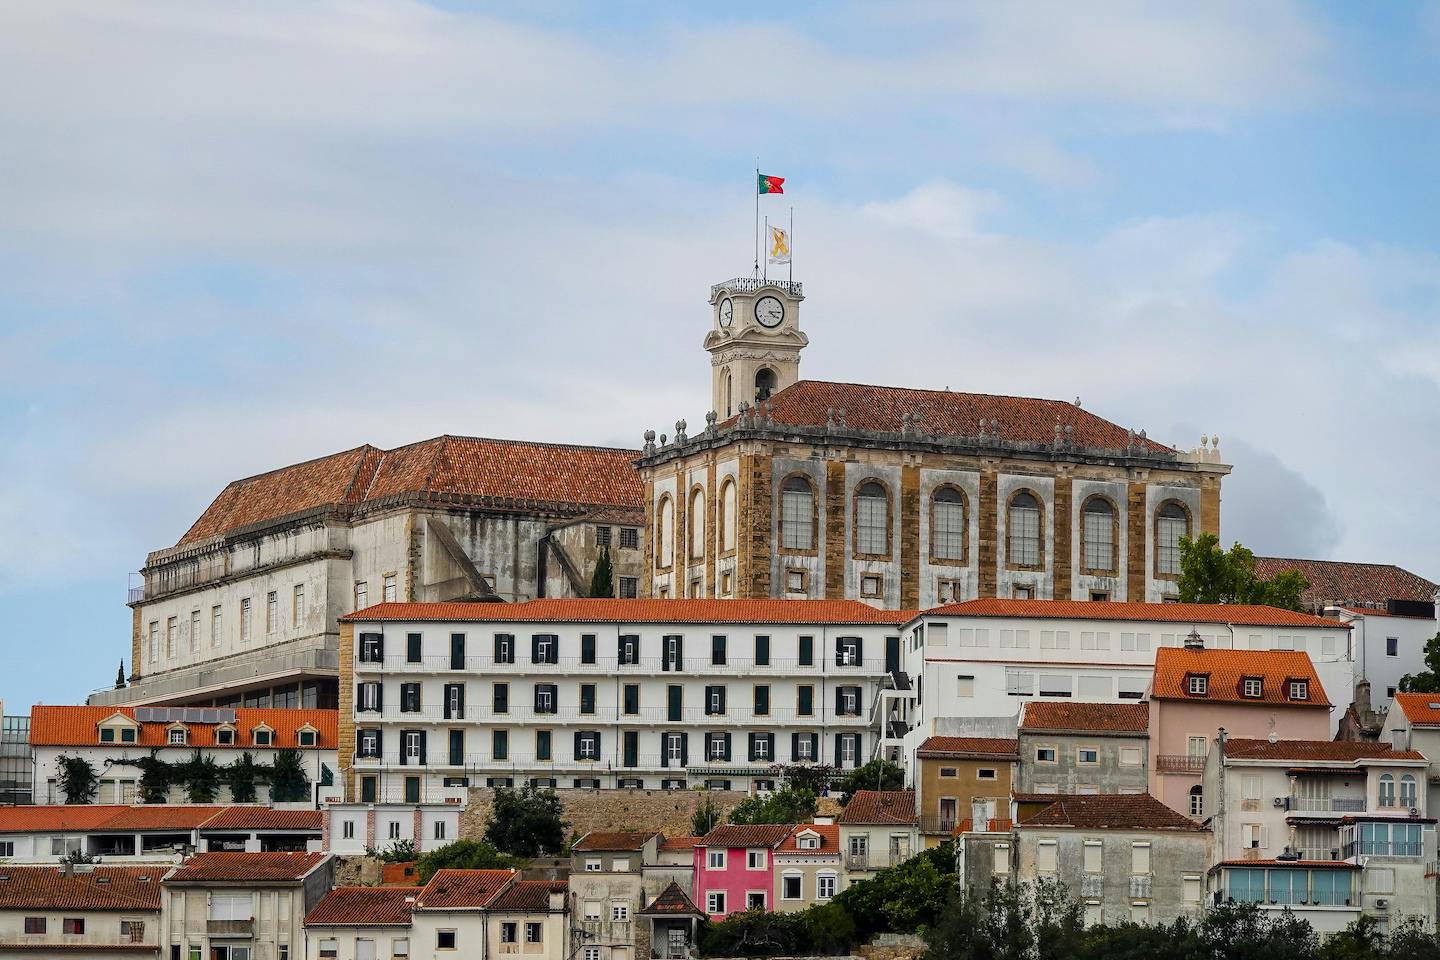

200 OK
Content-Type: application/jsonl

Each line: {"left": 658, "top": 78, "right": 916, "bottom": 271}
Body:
{"left": 1288, "top": 797, "right": 1367, "bottom": 813}
{"left": 354, "top": 654, "right": 871, "bottom": 676}
{"left": 1156, "top": 755, "right": 1206, "bottom": 774}
{"left": 354, "top": 705, "right": 866, "bottom": 725}
{"left": 711, "top": 277, "right": 804, "bottom": 298}
{"left": 207, "top": 919, "right": 254, "bottom": 937}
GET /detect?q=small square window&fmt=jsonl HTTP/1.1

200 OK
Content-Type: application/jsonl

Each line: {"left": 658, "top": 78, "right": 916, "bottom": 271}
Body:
{"left": 1077, "top": 748, "right": 1099, "bottom": 765}
{"left": 939, "top": 766, "right": 958, "bottom": 778}
{"left": 977, "top": 768, "right": 997, "bottom": 780}
{"left": 860, "top": 575, "right": 883, "bottom": 598}
{"left": 1036, "top": 747, "right": 1057, "bottom": 763}
{"left": 1187, "top": 674, "right": 1208, "bottom": 696}
{"left": 1242, "top": 677, "right": 1263, "bottom": 699}
{"left": 707, "top": 891, "right": 726, "bottom": 915}
{"left": 1289, "top": 680, "right": 1308, "bottom": 700}
{"left": 1013, "top": 585, "right": 1034, "bottom": 600}
{"left": 786, "top": 570, "right": 806, "bottom": 594}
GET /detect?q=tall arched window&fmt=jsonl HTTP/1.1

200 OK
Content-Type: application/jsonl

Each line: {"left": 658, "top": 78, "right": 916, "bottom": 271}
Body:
{"left": 1400, "top": 774, "right": 1417, "bottom": 808}
{"left": 1379, "top": 774, "right": 1396, "bottom": 807}
{"left": 1188, "top": 785, "right": 1204, "bottom": 817}
{"left": 719, "top": 479, "right": 737, "bottom": 553}
{"left": 932, "top": 487, "right": 966, "bottom": 561}
{"left": 1081, "top": 497, "right": 1116, "bottom": 573}
{"left": 656, "top": 496, "right": 674, "bottom": 567}
{"left": 689, "top": 488, "right": 705, "bottom": 560}
{"left": 1008, "top": 491, "right": 1042, "bottom": 568}
{"left": 723, "top": 370, "right": 734, "bottom": 417}
{"left": 1156, "top": 501, "right": 1191, "bottom": 576}
{"left": 855, "top": 481, "right": 889, "bottom": 556}
{"left": 781, "top": 476, "right": 815, "bottom": 551}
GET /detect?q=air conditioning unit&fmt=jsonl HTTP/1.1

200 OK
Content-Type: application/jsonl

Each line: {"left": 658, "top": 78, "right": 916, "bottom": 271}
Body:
{"left": 1410, "top": 807, "right": 1420, "bottom": 817}
{"left": 1273, "top": 797, "right": 1286, "bottom": 808}
{"left": 1375, "top": 899, "right": 1389, "bottom": 910}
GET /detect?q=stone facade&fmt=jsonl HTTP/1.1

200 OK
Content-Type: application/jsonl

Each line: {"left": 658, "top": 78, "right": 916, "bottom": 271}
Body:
{"left": 458, "top": 788, "right": 747, "bottom": 842}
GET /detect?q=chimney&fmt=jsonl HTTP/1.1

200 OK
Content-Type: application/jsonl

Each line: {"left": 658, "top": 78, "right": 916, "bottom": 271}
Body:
{"left": 1183, "top": 628, "right": 1204, "bottom": 651}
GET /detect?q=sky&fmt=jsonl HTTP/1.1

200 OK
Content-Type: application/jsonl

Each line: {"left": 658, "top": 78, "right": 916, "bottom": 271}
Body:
{"left": 2, "top": 1, "right": 1440, "bottom": 707}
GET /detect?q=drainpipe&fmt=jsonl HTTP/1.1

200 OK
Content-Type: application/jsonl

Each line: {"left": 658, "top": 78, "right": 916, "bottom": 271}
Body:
{"left": 1216, "top": 727, "right": 1228, "bottom": 869}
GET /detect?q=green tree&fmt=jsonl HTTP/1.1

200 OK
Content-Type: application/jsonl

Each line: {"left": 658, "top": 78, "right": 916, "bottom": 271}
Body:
{"left": 55, "top": 756, "right": 98, "bottom": 805}
{"left": 778, "top": 763, "right": 835, "bottom": 796}
{"left": 268, "top": 748, "right": 311, "bottom": 803}
{"left": 1316, "top": 915, "right": 1386, "bottom": 960}
{"left": 726, "top": 786, "right": 817, "bottom": 825}
{"left": 1383, "top": 916, "right": 1440, "bottom": 960}
{"left": 134, "top": 753, "right": 172, "bottom": 804}
{"left": 224, "top": 752, "right": 264, "bottom": 803}
{"left": 183, "top": 751, "right": 221, "bottom": 803}
{"left": 415, "top": 839, "right": 519, "bottom": 883}
{"left": 691, "top": 794, "right": 723, "bottom": 835}
{"left": 369, "top": 838, "right": 418, "bottom": 863}
{"left": 589, "top": 545, "right": 615, "bottom": 598}
{"left": 833, "top": 841, "right": 956, "bottom": 940}
{"left": 836, "top": 759, "right": 905, "bottom": 804}
{"left": 1400, "top": 632, "right": 1440, "bottom": 693}
{"left": 1177, "top": 533, "right": 1310, "bottom": 611}
{"left": 484, "top": 785, "right": 567, "bottom": 857}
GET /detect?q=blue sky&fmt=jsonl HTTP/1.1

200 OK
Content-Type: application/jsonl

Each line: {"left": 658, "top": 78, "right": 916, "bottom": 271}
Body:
{"left": 2, "top": 1, "right": 1440, "bottom": 706}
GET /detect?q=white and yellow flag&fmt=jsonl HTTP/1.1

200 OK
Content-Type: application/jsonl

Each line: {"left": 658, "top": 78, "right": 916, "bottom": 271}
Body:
{"left": 767, "top": 224, "right": 791, "bottom": 265}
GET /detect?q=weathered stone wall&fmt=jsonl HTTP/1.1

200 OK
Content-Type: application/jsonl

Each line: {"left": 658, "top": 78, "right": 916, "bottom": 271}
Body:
{"left": 333, "top": 854, "right": 384, "bottom": 887}
{"left": 461, "top": 787, "right": 748, "bottom": 840}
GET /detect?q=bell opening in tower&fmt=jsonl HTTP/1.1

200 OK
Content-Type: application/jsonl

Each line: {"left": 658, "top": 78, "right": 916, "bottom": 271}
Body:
{"left": 755, "top": 367, "right": 777, "bottom": 403}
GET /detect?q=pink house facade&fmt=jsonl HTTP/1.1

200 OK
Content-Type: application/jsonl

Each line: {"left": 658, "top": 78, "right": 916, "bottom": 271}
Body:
{"left": 692, "top": 823, "right": 792, "bottom": 918}
{"left": 1149, "top": 644, "right": 1333, "bottom": 819}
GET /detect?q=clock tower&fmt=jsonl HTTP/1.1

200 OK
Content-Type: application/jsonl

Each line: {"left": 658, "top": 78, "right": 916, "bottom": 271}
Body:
{"left": 704, "top": 277, "right": 808, "bottom": 419}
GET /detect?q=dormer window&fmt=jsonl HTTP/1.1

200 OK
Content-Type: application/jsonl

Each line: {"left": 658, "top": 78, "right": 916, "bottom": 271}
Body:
{"left": 297, "top": 726, "right": 317, "bottom": 748}
{"left": 167, "top": 725, "right": 188, "bottom": 745}
{"left": 1186, "top": 674, "right": 1208, "bottom": 696}
{"left": 100, "top": 728, "right": 115, "bottom": 743}
{"left": 1288, "top": 680, "right": 1309, "bottom": 701}
{"left": 1241, "top": 677, "right": 1263, "bottom": 699}
{"left": 99, "top": 713, "right": 139, "bottom": 745}
{"left": 215, "top": 726, "right": 236, "bottom": 746}
{"left": 797, "top": 833, "right": 820, "bottom": 850}
{"left": 252, "top": 726, "right": 274, "bottom": 747}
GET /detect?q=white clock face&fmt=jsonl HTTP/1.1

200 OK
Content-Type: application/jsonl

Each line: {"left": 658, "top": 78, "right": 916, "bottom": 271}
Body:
{"left": 754, "top": 295, "right": 785, "bottom": 328}
{"left": 718, "top": 298, "right": 733, "bottom": 328}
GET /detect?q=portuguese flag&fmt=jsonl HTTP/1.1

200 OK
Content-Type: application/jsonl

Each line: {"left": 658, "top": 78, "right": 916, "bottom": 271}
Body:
{"left": 757, "top": 173, "right": 785, "bottom": 195}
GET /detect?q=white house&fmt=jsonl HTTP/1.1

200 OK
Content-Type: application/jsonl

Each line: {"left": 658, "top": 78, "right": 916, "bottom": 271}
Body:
{"left": 160, "top": 851, "right": 334, "bottom": 960}
{"left": 1332, "top": 607, "right": 1437, "bottom": 707}
{"left": 0, "top": 805, "right": 323, "bottom": 863}
{"left": 322, "top": 803, "right": 460, "bottom": 856}
{"left": 0, "top": 864, "right": 163, "bottom": 958}
{"left": 305, "top": 886, "right": 417, "bottom": 960}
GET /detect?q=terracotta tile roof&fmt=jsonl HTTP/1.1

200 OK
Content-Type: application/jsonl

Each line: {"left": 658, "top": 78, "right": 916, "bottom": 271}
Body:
{"left": 915, "top": 737, "right": 1020, "bottom": 760}
{"left": 414, "top": 869, "right": 515, "bottom": 910}
{"left": 382, "top": 862, "right": 421, "bottom": 886}
{"left": 0, "top": 806, "right": 130, "bottom": 834}
{"left": 1340, "top": 606, "right": 1434, "bottom": 620}
{"left": 176, "top": 436, "right": 643, "bottom": 547}
{"left": 1013, "top": 793, "right": 1076, "bottom": 805}
{"left": 1391, "top": 693, "right": 1440, "bottom": 728}
{"left": 1020, "top": 702, "right": 1149, "bottom": 734}
{"left": 1214, "top": 859, "right": 1359, "bottom": 870}
{"left": 696, "top": 824, "right": 793, "bottom": 849}
{"left": 104, "top": 806, "right": 226, "bottom": 830}
{"left": 659, "top": 836, "right": 701, "bottom": 852}
{"left": 200, "top": 807, "right": 324, "bottom": 831}
{"left": 306, "top": 886, "right": 416, "bottom": 926}
{"left": 923, "top": 598, "right": 1346, "bottom": 629}
{"left": 1253, "top": 557, "right": 1437, "bottom": 609}
{"left": 166, "top": 851, "right": 328, "bottom": 883}
{"left": 0, "top": 866, "right": 163, "bottom": 911}
{"left": 1151, "top": 648, "right": 1330, "bottom": 707}
{"left": 732, "top": 381, "right": 1173, "bottom": 453}
{"left": 777, "top": 823, "right": 840, "bottom": 855}
{"left": 344, "top": 598, "right": 911, "bottom": 626}
{"left": 572, "top": 831, "right": 657, "bottom": 852}
{"left": 1019, "top": 793, "right": 1205, "bottom": 832}
{"left": 0, "top": 805, "right": 325, "bottom": 835}
{"left": 488, "top": 879, "right": 566, "bottom": 912}
{"left": 30, "top": 706, "right": 337, "bottom": 750}
{"left": 838, "top": 791, "right": 917, "bottom": 825}
{"left": 640, "top": 881, "right": 704, "bottom": 917}
{"left": 1224, "top": 738, "right": 1426, "bottom": 763}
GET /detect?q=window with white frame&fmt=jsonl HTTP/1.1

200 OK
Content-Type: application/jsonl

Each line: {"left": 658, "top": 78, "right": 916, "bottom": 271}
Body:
{"left": 817, "top": 874, "right": 837, "bottom": 900}
{"left": 781, "top": 477, "right": 815, "bottom": 550}
{"left": 240, "top": 597, "right": 252, "bottom": 643}
{"left": 1156, "top": 502, "right": 1189, "bottom": 575}
{"left": 855, "top": 481, "right": 889, "bottom": 555}
{"left": 583, "top": 900, "right": 602, "bottom": 920}
{"left": 1081, "top": 497, "right": 1115, "bottom": 571}
{"left": 611, "top": 902, "right": 629, "bottom": 922}
{"left": 932, "top": 487, "right": 965, "bottom": 560}
{"left": 1008, "top": 491, "right": 1041, "bottom": 566}
{"left": 1036, "top": 840, "right": 1058, "bottom": 873}
{"left": 707, "top": 892, "right": 726, "bottom": 914}
{"left": 266, "top": 592, "right": 277, "bottom": 633}
{"left": 383, "top": 574, "right": 397, "bottom": 602}
{"left": 707, "top": 849, "right": 726, "bottom": 869}
{"left": 782, "top": 873, "right": 802, "bottom": 899}
{"left": 293, "top": 584, "right": 305, "bottom": 626}
{"left": 1289, "top": 680, "right": 1309, "bottom": 700}
{"left": 1187, "top": 674, "right": 1208, "bottom": 696}
{"left": 211, "top": 605, "right": 222, "bottom": 646}
{"left": 747, "top": 850, "right": 766, "bottom": 870}
{"left": 1077, "top": 747, "right": 1099, "bottom": 765}
{"left": 189, "top": 610, "right": 200, "bottom": 652}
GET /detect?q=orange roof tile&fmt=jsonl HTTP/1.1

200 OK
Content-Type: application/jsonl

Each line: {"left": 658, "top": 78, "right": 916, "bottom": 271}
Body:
{"left": 0, "top": 805, "right": 325, "bottom": 836}
{"left": 176, "top": 436, "right": 642, "bottom": 547}
{"left": 166, "top": 851, "right": 328, "bottom": 883}
{"left": 572, "top": 831, "right": 657, "bottom": 852}
{"left": 344, "top": 598, "right": 911, "bottom": 625}
{"left": 1020, "top": 702, "right": 1149, "bottom": 734}
{"left": 1224, "top": 739, "right": 1425, "bottom": 763}
{"left": 915, "top": 737, "right": 1019, "bottom": 759}
{"left": 1019, "top": 794, "right": 1204, "bottom": 831}
{"left": 777, "top": 823, "right": 840, "bottom": 855}
{"left": 104, "top": 806, "right": 226, "bottom": 831}
{"left": 1253, "top": 557, "right": 1437, "bottom": 609}
{"left": 489, "top": 879, "right": 567, "bottom": 912}
{"left": 0, "top": 806, "right": 130, "bottom": 834}
{"left": 415, "top": 869, "right": 515, "bottom": 910}
{"left": 306, "top": 886, "right": 416, "bottom": 926}
{"left": 0, "top": 866, "right": 163, "bottom": 911}
{"left": 838, "top": 791, "right": 917, "bottom": 825}
{"left": 1151, "top": 648, "right": 1329, "bottom": 707}
{"left": 923, "top": 598, "right": 1347, "bottom": 629}
{"left": 30, "top": 706, "right": 337, "bottom": 750}
{"left": 659, "top": 836, "right": 701, "bottom": 852}
{"left": 1392, "top": 693, "right": 1440, "bottom": 728}
{"left": 696, "top": 824, "right": 793, "bottom": 849}
{"left": 641, "top": 881, "right": 704, "bottom": 917}
{"left": 201, "top": 807, "right": 324, "bottom": 831}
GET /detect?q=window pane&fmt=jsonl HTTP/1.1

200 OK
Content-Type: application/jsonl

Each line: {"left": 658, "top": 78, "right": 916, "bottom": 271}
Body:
{"left": 1082, "top": 501, "right": 1113, "bottom": 570}
{"left": 781, "top": 481, "right": 814, "bottom": 550}
{"left": 1009, "top": 501, "right": 1040, "bottom": 566}
{"left": 933, "top": 494, "right": 965, "bottom": 560}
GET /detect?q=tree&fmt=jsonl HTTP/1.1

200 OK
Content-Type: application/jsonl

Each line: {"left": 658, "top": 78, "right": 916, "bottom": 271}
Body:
{"left": 727, "top": 787, "right": 817, "bottom": 825}
{"left": 691, "top": 793, "right": 723, "bottom": 835}
{"left": 833, "top": 841, "right": 956, "bottom": 940}
{"left": 370, "top": 838, "right": 418, "bottom": 863}
{"left": 1177, "top": 533, "right": 1310, "bottom": 611}
{"left": 836, "top": 759, "right": 905, "bottom": 804}
{"left": 484, "top": 785, "right": 567, "bottom": 857}
{"left": 183, "top": 751, "right": 221, "bottom": 803}
{"left": 55, "top": 756, "right": 98, "bottom": 805}
{"left": 134, "top": 753, "right": 172, "bottom": 804}
{"left": 778, "top": 763, "right": 835, "bottom": 796}
{"left": 224, "top": 752, "right": 263, "bottom": 803}
{"left": 589, "top": 545, "right": 614, "bottom": 598}
{"left": 1400, "top": 632, "right": 1440, "bottom": 693}
{"left": 415, "top": 839, "right": 519, "bottom": 882}
{"left": 268, "top": 748, "right": 311, "bottom": 803}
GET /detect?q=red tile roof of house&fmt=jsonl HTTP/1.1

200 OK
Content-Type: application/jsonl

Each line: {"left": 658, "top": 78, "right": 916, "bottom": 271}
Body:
{"left": 838, "top": 791, "right": 917, "bottom": 825}
{"left": 696, "top": 824, "right": 794, "bottom": 849}
{"left": 660, "top": 835, "right": 701, "bottom": 852}
{"left": 572, "top": 831, "right": 657, "bottom": 852}
{"left": 1151, "top": 648, "right": 1330, "bottom": 707}
{"left": 923, "top": 598, "right": 1346, "bottom": 629}
{"left": 0, "top": 806, "right": 131, "bottom": 834}
{"left": 306, "top": 886, "right": 417, "bottom": 926}
{"left": 731, "top": 381, "right": 1173, "bottom": 453}
{"left": 344, "top": 598, "right": 911, "bottom": 625}
{"left": 1340, "top": 606, "right": 1434, "bottom": 620}
{"left": 0, "top": 805, "right": 324, "bottom": 836}
{"left": 777, "top": 823, "right": 841, "bottom": 856}
{"left": 103, "top": 806, "right": 227, "bottom": 830}
{"left": 488, "top": 879, "right": 567, "bottom": 912}
{"left": 1224, "top": 739, "right": 1425, "bottom": 763}
{"left": 915, "top": 737, "right": 1020, "bottom": 760}
{"left": 1253, "top": 557, "right": 1437, "bottom": 609}
{"left": 166, "top": 851, "right": 328, "bottom": 883}
{"left": 0, "top": 866, "right": 163, "bottom": 911}
{"left": 30, "top": 706, "right": 336, "bottom": 750}
{"left": 1391, "top": 693, "right": 1440, "bottom": 728}
{"left": 1018, "top": 793, "right": 1204, "bottom": 831}
{"left": 641, "top": 880, "right": 705, "bottom": 917}
{"left": 1020, "top": 702, "right": 1149, "bottom": 734}
{"left": 176, "top": 436, "right": 643, "bottom": 547}
{"left": 414, "top": 869, "right": 516, "bottom": 910}
{"left": 200, "top": 807, "right": 324, "bottom": 831}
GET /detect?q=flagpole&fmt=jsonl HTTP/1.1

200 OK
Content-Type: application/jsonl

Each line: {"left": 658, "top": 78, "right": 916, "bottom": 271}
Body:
{"left": 753, "top": 166, "right": 760, "bottom": 278}
{"left": 789, "top": 206, "right": 794, "bottom": 284}
{"left": 763, "top": 215, "right": 769, "bottom": 282}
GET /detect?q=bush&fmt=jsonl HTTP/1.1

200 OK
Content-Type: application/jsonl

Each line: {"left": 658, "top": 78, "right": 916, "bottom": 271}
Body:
{"left": 698, "top": 903, "right": 855, "bottom": 957}
{"left": 369, "top": 838, "right": 417, "bottom": 863}
{"left": 832, "top": 840, "right": 956, "bottom": 940}
{"left": 727, "top": 787, "right": 817, "bottom": 825}
{"left": 485, "top": 786, "right": 567, "bottom": 857}
{"left": 55, "top": 756, "right": 98, "bottom": 805}
{"left": 415, "top": 840, "right": 518, "bottom": 882}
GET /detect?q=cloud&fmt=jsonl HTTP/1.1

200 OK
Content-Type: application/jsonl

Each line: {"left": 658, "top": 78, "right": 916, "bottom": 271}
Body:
{"left": 1193, "top": 434, "right": 1342, "bottom": 558}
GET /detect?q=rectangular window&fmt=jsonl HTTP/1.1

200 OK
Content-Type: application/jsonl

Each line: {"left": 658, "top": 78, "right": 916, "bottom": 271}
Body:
{"left": 1007, "top": 671, "right": 1035, "bottom": 696}
{"left": 1289, "top": 680, "right": 1309, "bottom": 700}
{"left": 407, "top": 633, "right": 422, "bottom": 663}
{"left": 1387, "top": 637, "right": 1399, "bottom": 657}
{"left": 23, "top": 917, "right": 44, "bottom": 935}
{"left": 292, "top": 584, "right": 305, "bottom": 627}
{"left": 707, "top": 892, "right": 726, "bottom": 914}
{"left": 707, "top": 849, "right": 726, "bottom": 869}
{"left": 437, "top": 931, "right": 456, "bottom": 950}
{"left": 860, "top": 574, "right": 883, "bottom": 598}
{"left": 582, "top": 634, "right": 597, "bottom": 664}
{"left": 493, "top": 682, "right": 509, "bottom": 713}
{"left": 610, "top": 903, "right": 629, "bottom": 922}
{"left": 525, "top": 923, "right": 543, "bottom": 943}
{"left": 712, "top": 635, "right": 727, "bottom": 665}
{"left": 783, "top": 874, "right": 802, "bottom": 900}
{"left": 748, "top": 849, "right": 766, "bottom": 870}
{"left": 580, "top": 684, "right": 596, "bottom": 714}
{"left": 1082, "top": 840, "right": 1102, "bottom": 873}
{"left": 383, "top": 574, "right": 397, "bottom": 602}
{"left": 1038, "top": 675, "right": 1072, "bottom": 697}
{"left": 799, "top": 635, "right": 814, "bottom": 666}
{"left": 240, "top": 598, "right": 252, "bottom": 643}
{"left": 501, "top": 924, "right": 517, "bottom": 944}
{"left": 356, "top": 941, "right": 375, "bottom": 960}
{"left": 1132, "top": 842, "right": 1151, "bottom": 874}
{"left": 265, "top": 592, "right": 277, "bottom": 633}
{"left": 1077, "top": 747, "right": 1099, "bottom": 765}
{"left": 796, "top": 685, "right": 813, "bottom": 716}
{"left": 620, "top": 527, "right": 639, "bottom": 549}
{"left": 753, "top": 685, "right": 770, "bottom": 716}
{"left": 493, "top": 730, "right": 508, "bottom": 761}
{"left": 619, "top": 577, "right": 638, "bottom": 598}
{"left": 1037, "top": 840, "right": 1057, "bottom": 873}
{"left": 211, "top": 605, "right": 222, "bottom": 646}
{"left": 957, "top": 675, "right": 975, "bottom": 697}
{"left": 1119, "top": 746, "right": 1142, "bottom": 767}
{"left": 596, "top": 525, "right": 612, "bottom": 546}
{"left": 62, "top": 918, "right": 84, "bottom": 935}
{"left": 1188, "top": 675, "right": 1208, "bottom": 695}
{"left": 537, "top": 730, "right": 552, "bottom": 761}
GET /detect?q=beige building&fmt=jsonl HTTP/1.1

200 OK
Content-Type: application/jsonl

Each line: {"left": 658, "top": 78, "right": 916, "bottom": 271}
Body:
{"left": 484, "top": 880, "right": 569, "bottom": 960}
{"left": 0, "top": 864, "right": 162, "bottom": 959}
{"left": 912, "top": 736, "right": 1019, "bottom": 844}
{"left": 835, "top": 790, "right": 919, "bottom": 882}
{"left": 305, "top": 886, "right": 417, "bottom": 960}
{"left": 161, "top": 851, "right": 334, "bottom": 960}
{"left": 636, "top": 276, "right": 1230, "bottom": 608}
{"left": 773, "top": 821, "right": 844, "bottom": 912}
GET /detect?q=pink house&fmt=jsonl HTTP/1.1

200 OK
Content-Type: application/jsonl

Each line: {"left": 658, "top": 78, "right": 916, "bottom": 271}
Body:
{"left": 692, "top": 823, "right": 793, "bottom": 918}
{"left": 1150, "top": 643, "right": 1331, "bottom": 819}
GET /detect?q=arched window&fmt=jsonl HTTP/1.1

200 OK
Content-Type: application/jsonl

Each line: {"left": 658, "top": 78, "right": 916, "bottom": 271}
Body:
{"left": 1188, "top": 785, "right": 1203, "bottom": 817}
{"left": 656, "top": 496, "right": 674, "bottom": 567}
{"left": 755, "top": 368, "right": 777, "bottom": 402}
{"left": 1156, "top": 501, "right": 1191, "bottom": 576}
{"left": 1400, "top": 774, "right": 1417, "bottom": 808}
{"left": 1081, "top": 497, "right": 1116, "bottom": 573}
{"left": 1008, "top": 491, "right": 1042, "bottom": 568}
{"left": 781, "top": 476, "right": 815, "bottom": 551}
{"left": 1379, "top": 774, "right": 1396, "bottom": 807}
{"left": 855, "top": 481, "right": 889, "bottom": 556}
{"left": 689, "top": 488, "right": 705, "bottom": 560}
{"left": 719, "top": 479, "right": 737, "bottom": 553}
{"left": 724, "top": 371, "right": 734, "bottom": 417}
{"left": 932, "top": 487, "right": 966, "bottom": 561}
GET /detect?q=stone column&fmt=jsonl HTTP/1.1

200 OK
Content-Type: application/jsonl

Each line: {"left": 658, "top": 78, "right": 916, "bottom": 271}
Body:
{"left": 1052, "top": 475, "right": 1072, "bottom": 601}
{"left": 977, "top": 467, "right": 998, "bottom": 598}
{"left": 824, "top": 461, "right": 847, "bottom": 598}
{"left": 899, "top": 465, "right": 921, "bottom": 609}
{"left": 1126, "top": 482, "right": 1147, "bottom": 603}
{"left": 337, "top": 622, "right": 355, "bottom": 801}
